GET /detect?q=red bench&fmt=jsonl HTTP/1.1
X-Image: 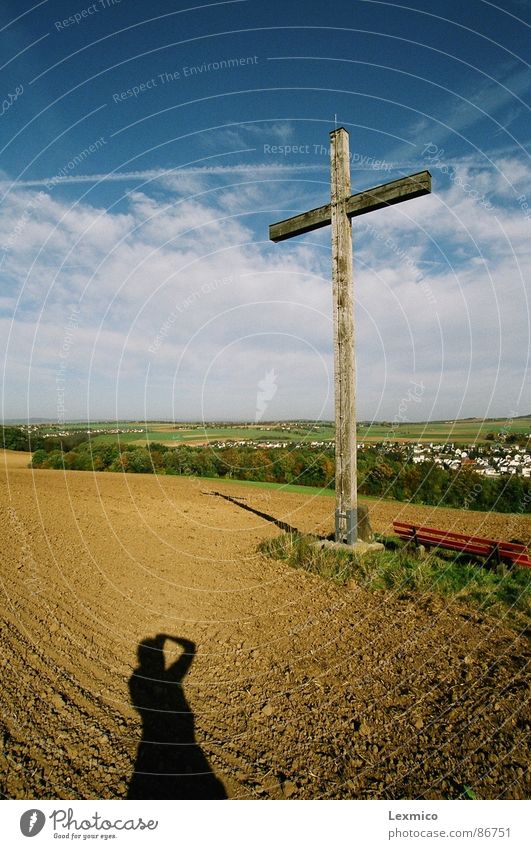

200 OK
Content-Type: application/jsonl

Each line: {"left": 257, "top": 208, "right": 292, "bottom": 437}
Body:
{"left": 392, "top": 521, "right": 531, "bottom": 568}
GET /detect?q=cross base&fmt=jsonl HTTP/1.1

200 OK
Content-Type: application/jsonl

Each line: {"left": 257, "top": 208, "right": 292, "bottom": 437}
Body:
{"left": 313, "top": 538, "right": 385, "bottom": 555}
{"left": 335, "top": 507, "right": 357, "bottom": 545}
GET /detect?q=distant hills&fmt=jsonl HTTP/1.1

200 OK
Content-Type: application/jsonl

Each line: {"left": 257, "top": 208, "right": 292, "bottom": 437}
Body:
{"left": 2, "top": 415, "right": 530, "bottom": 426}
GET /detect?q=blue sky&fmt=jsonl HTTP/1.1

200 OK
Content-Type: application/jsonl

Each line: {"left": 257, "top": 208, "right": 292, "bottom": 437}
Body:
{"left": 0, "top": 0, "right": 529, "bottom": 422}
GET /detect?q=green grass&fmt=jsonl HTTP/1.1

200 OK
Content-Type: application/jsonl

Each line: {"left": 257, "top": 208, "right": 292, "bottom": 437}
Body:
{"left": 196, "top": 476, "right": 335, "bottom": 496}
{"left": 88, "top": 426, "right": 336, "bottom": 446}
{"left": 461, "top": 785, "right": 478, "bottom": 800}
{"left": 33, "top": 418, "right": 530, "bottom": 446}
{"left": 97, "top": 418, "right": 529, "bottom": 446}
{"left": 172, "top": 425, "right": 335, "bottom": 443}
{"left": 359, "top": 417, "right": 531, "bottom": 443}
{"left": 89, "top": 430, "right": 174, "bottom": 444}
{"left": 194, "top": 476, "right": 402, "bottom": 502}
{"left": 259, "top": 532, "right": 531, "bottom": 631}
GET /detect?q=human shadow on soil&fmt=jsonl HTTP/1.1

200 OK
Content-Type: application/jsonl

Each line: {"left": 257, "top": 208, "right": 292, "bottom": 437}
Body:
{"left": 127, "top": 634, "right": 227, "bottom": 800}
{"left": 209, "top": 490, "right": 301, "bottom": 534}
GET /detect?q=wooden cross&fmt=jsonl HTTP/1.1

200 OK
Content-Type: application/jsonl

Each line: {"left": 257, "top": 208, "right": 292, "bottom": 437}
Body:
{"left": 269, "top": 127, "right": 431, "bottom": 544}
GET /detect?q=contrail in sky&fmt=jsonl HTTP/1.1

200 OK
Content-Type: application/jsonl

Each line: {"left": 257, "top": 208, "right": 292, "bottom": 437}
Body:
{"left": 5, "top": 162, "right": 329, "bottom": 189}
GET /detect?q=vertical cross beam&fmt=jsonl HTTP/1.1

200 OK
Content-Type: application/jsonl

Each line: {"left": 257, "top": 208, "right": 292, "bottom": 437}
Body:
{"left": 330, "top": 128, "right": 357, "bottom": 544}
{"left": 269, "top": 131, "right": 431, "bottom": 546}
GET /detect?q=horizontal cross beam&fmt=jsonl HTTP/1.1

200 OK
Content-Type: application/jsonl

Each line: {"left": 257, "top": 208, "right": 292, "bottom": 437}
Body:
{"left": 269, "top": 170, "right": 431, "bottom": 243}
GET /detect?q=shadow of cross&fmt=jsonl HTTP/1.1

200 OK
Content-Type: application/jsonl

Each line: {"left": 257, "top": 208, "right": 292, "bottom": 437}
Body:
{"left": 209, "top": 490, "right": 301, "bottom": 535}
{"left": 269, "top": 127, "right": 431, "bottom": 546}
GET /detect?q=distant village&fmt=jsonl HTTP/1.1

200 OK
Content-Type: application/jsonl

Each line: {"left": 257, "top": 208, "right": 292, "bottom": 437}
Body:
{"left": 397, "top": 441, "right": 531, "bottom": 478}
{"left": 22, "top": 425, "right": 145, "bottom": 437}
{"left": 206, "top": 440, "right": 531, "bottom": 478}
{"left": 12, "top": 422, "right": 531, "bottom": 478}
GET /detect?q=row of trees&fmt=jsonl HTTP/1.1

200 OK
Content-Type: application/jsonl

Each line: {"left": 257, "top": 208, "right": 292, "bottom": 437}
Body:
{"left": 1, "top": 426, "right": 87, "bottom": 453}
{"left": 28, "top": 440, "right": 531, "bottom": 514}
{"left": 30, "top": 442, "right": 335, "bottom": 488}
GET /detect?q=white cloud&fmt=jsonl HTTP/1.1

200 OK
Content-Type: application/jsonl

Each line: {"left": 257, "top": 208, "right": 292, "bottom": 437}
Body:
{"left": 1, "top": 158, "right": 529, "bottom": 421}
{"left": 200, "top": 121, "right": 295, "bottom": 152}
{"left": 406, "top": 63, "right": 531, "bottom": 152}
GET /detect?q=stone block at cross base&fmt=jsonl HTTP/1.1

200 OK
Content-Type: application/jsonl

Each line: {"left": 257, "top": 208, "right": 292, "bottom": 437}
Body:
{"left": 313, "top": 503, "right": 384, "bottom": 554}
{"left": 357, "top": 503, "right": 374, "bottom": 542}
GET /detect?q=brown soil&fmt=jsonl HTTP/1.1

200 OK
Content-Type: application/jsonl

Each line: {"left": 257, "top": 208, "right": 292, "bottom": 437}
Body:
{"left": 1, "top": 450, "right": 529, "bottom": 800}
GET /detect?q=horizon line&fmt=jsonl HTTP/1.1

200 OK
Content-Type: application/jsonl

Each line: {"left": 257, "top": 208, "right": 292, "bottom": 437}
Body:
{"left": 2, "top": 415, "right": 529, "bottom": 425}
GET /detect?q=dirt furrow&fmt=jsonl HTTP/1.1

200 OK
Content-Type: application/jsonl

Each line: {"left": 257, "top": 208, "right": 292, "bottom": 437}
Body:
{"left": 1, "top": 452, "right": 529, "bottom": 799}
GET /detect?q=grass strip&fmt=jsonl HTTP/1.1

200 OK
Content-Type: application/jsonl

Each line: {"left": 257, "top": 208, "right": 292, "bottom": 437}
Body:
{"left": 259, "top": 532, "right": 530, "bottom": 632}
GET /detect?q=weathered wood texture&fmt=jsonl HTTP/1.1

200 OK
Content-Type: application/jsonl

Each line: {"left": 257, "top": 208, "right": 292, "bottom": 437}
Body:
{"left": 330, "top": 128, "right": 357, "bottom": 544}
{"left": 269, "top": 203, "right": 331, "bottom": 242}
{"left": 269, "top": 170, "right": 431, "bottom": 242}
{"left": 346, "top": 170, "right": 431, "bottom": 218}
{"left": 268, "top": 129, "right": 432, "bottom": 543}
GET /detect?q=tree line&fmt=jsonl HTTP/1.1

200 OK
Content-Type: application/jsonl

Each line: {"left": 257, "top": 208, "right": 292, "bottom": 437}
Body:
{"left": 26, "top": 440, "right": 531, "bottom": 514}
{"left": 1, "top": 426, "right": 87, "bottom": 453}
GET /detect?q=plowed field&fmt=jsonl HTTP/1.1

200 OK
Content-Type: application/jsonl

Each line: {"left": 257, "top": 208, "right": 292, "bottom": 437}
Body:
{"left": 1, "top": 450, "right": 529, "bottom": 800}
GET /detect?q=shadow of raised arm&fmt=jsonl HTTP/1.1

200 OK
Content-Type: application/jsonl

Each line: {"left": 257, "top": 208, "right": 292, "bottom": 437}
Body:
{"left": 158, "top": 635, "right": 196, "bottom": 682}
